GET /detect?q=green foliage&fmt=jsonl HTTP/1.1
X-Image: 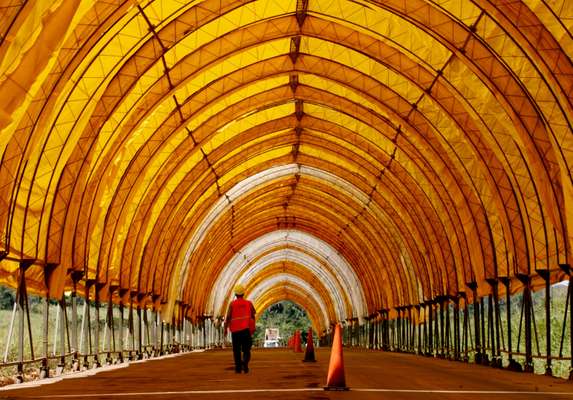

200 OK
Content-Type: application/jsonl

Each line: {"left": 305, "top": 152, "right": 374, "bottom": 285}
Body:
{"left": 253, "top": 301, "right": 312, "bottom": 345}
{"left": 0, "top": 286, "right": 15, "bottom": 310}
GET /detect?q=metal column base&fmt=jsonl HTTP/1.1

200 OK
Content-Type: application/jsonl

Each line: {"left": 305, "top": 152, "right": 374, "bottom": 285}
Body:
{"left": 480, "top": 353, "right": 489, "bottom": 366}
{"left": 490, "top": 357, "right": 502, "bottom": 368}
{"left": 39, "top": 369, "right": 49, "bottom": 379}
{"left": 506, "top": 359, "right": 522, "bottom": 372}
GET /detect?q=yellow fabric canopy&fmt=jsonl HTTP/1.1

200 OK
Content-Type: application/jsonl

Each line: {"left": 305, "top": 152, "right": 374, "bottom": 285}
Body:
{"left": 0, "top": 0, "right": 572, "bottom": 324}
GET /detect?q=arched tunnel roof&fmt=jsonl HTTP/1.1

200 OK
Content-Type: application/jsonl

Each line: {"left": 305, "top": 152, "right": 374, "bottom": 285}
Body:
{"left": 0, "top": 0, "right": 572, "bottom": 328}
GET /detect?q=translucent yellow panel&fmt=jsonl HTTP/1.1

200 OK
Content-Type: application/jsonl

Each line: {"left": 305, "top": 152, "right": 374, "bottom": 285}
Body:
{"left": 430, "top": 0, "right": 482, "bottom": 27}
{"left": 299, "top": 143, "right": 360, "bottom": 178}
{"left": 186, "top": 73, "right": 291, "bottom": 132}
{"left": 305, "top": 128, "right": 384, "bottom": 171}
{"left": 218, "top": 146, "right": 293, "bottom": 189}
{"left": 106, "top": 129, "right": 189, "bottom": 271}
{"left": 310, "top": 0, "right": 451, "bottom": 70}
{"left": 217, "top": 129, "right": 292, "bottom": 168}
{"left": 143, "top": 0, "right": 191, "bottom": 28}
{"left": 526, "top": 0, "right": 573, "bottom": 52}
{"left": 93, "top": 60, "right": 165, "bottom": 173}
{"left": 19, "top": 7, "right": 146, "bottom": 187}
{"left": 0, "top": 0, "right": 94, "bottom": 157}
{"left": 180, "top": 182, "right": 218, "bottom": 232}
{"left": 78, "top": 14, "right": 148, "bottom": 95}
{"left": 299, "top": 73, "right": 389, "bottom": 119}
{"left": 304, "top": 103, "right": 395, "bottom": 154}
{"left": 30, "top": 12, "right": 151, "bottom": 260}
{"left": 476, "top": 13, "right": 573, "bottom": 175}
{"left": 174, "top": 38, "right": 291, "bottom": 103}
{"left": 302, "top": 37, "right": 422, "bottom": 103}
{"left": 167, "top": 0, "right": 296, "bottom": 69}
{"left": 95, "top": 33, "right": 291, "bottom": 179}
{"left": 202, "top": 102, "right": 294, "bottom": 155}
{"left": 88, "top": 100, "right": 180, "bottom": 267}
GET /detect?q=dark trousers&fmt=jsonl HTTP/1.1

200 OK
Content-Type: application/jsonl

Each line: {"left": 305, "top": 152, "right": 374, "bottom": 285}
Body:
{"left": 231, "top": 329, "right": 252, "bottom": 371}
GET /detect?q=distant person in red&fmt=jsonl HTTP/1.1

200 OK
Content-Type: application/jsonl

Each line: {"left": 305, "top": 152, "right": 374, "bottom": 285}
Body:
{"left": 225, "top": 284, "right": 256, "bottom": 373}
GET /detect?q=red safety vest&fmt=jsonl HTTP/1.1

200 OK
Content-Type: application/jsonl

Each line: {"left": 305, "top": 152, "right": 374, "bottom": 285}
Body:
{"left": 228, "top": 298, "right": 254, "bottom": 333}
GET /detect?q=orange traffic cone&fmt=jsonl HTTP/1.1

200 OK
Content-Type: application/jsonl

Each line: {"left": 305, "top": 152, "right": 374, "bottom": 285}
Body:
{"left": 303, "top": 327, "right": 316, "bottom": 362}
{"left": 294, "top": 330, "right": 303, "bottom": 353}
{"left": 324, "top": 324, "right": 348, "bottom": 390}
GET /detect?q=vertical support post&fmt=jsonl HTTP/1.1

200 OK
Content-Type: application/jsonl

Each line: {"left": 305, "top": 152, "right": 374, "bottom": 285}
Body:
{"left": 569, "top": 269, "right": 573, "bottom": 380}
{"left": 155, "top": 310, "right": 160, "bottom": 356}
{"left": 93, "top": 289, "right": 101, "bottom": 368}
{"left": 375, "top": 316, "right": 379, "bottom": 349}
{"left": 408, "top": 308, "right": 414, "bottom": 352}
{"left": 379, "top": 314, "right": 383, "bottom": 350}
{"left": 368, "top": 317, "right": 373, "bottom": 349}
{"left": 40, "top": 295, "right": 50, "bottom": 378}
{"left": 463, "top": 296, "right": 469, "bottom": 362}
{"left": 428, "top": 302, "right": 434, "bottom": 356}
{"left": 422, "top": 305, "right": 424, "bottom": 356}
{"left": 400, "top": 310, "right": 405, "bottom": 351}
{"left": 16, "top": 262, "right": 31, "bottom": 383}
{"left": 405, "top": 309, "right": 409, "bottom": 352}
{"left": 396, "top": 309, "right": 401, "bottom": 351}
{"left": 518, "top": 275, "right": 533, "bottom": 373}
{"left": 453, "top": 296, "right": 460, "bottom": 360}
{"left": 445, "top": 299, "right": 451, "bottom": 359}
{"left": 118, "top": 302, "right": 124, "bottom": 362}
{"left": 416, "top": 306, "right": 422, "bottom": 354}
{"left": 384, "top": 310, "right": 390, "bottom": 350}
{"left": 390, "top": 318, "right": 394, "bottom": 350}
{"left": 480, "top": 296, "right": 488, "bottom": 365}
{"left": 137, "top": 306, "right": 143, "bottom": 359}
{"left": 106, "top": 297, "right": 113, "bottom": 365}
{"left": 160, "top": 321, "right": 164, "bottom": 355}
{"left": 378, "top": 314, "right": 383, "bottom": 350}
{"left": 468, "top": 283, "right": 481, "bottom": 364}
{"left": 487, "top": 293, "right": 495, "bottom": 367}
{"left": 151, "top": 309, "right": 157, "bottom": 355}
{"left": 128, "top": 301, "right": 134, "bottom": 360}
{"left": 144, "top": 308, "right": 150, "bottom": 355}
{"left": 57, "top": 296, "right": 66, "bottom": 374}
{"left": 501, "top": 278, "right": 519, "bottom": 371}
{"left": 381, "top": 316, "right": 385, "bottom": 350}
{"left": 489, "top": 280, "right": 502, "bottom": 368}
{"left": 539, "top": 270, "right": 552, "bottom": 376}
{"left": 439, "top": 299, "right": 445, "bottom": 358}
{"left": 70, "top": 287, "right": 79, "bottom": 371}
{"left": 85, "top": 283, "right": 94, "bottom": 369}
{"left": 80, "top": 285, "right": 89, "bottom": 370}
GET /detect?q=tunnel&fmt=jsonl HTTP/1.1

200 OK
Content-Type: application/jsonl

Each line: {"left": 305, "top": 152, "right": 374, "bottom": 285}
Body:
{"left": 0, "top": 0, "right": 573, "bottom": 398}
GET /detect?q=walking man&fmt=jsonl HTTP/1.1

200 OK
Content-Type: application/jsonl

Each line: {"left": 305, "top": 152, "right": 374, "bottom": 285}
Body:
{"left": 225, "top": 284, "right": 256, "bottom": 373}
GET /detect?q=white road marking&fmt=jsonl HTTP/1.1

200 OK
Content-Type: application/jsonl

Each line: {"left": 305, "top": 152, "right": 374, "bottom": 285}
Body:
{"left": 16, "top": 388, "right": 573, "bottom": 398}
{"left": 354, "top": 388, "right": 573, "bottom": 395}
